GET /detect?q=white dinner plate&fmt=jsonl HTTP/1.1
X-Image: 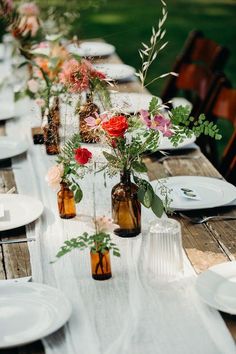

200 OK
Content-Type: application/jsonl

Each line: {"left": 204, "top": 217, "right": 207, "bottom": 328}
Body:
{"left": 0, "top": 194, "right": 44, "bottom": 231}
{"left": 196, "top": 261, "right": 236, "bottom": 315}
{"left": 158, "top": 135, "right": 196, "bottom": 150}
{"left": 0, "top": 43, "right": 4, "bottom": 60}
{"left": 0, "top": 282, "right": 72, "bottom": 348}
{"left": 155, "top": 176, "right": 236, "bottom": 210}
{"left": 67, "top": 41, "right": 115, "bottom": 57}
{"left": 110, "top": 92, "right": 162, "bottom": 114}
{"left": 0, "top": 102, "right": 15, "bottom": 120}
{"left": 0, "top": 136, "right": 28, "bottom": 160}
{"left": 93, "top": 63, "right": 135, "bottom": 82}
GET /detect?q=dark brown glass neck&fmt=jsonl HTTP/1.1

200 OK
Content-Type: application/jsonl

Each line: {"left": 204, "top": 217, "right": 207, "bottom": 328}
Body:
{"left": 120, "top": 170, "right": 131, "bottom": 184}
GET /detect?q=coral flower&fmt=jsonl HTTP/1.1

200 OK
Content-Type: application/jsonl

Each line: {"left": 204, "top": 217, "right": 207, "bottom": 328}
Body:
{"left": 59, "top": 59, "right": 106, "bottom": 93}
{"left": 102, "top": 115, "right": 128, "bottom": 138}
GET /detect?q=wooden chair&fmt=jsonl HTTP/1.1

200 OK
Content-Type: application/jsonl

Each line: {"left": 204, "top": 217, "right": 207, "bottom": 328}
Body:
{"left": 161, "top": 30, "right": 230, "bottom": 116}
{"left": 220, "top": 129, "right": 236, "bottom": 185}
{"left": 197, "top": 76, "right": 236, "bottom": 174}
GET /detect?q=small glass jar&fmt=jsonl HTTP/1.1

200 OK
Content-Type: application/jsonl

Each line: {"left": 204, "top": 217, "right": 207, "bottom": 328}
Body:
{"left": 112, "top": 170, "right": 141, "bottom": 237}
{"left": 90, "top": 249, "right": 112, "bottom": 280}
{"left": 57, "top": 182, "right": 76, "bottom": 219}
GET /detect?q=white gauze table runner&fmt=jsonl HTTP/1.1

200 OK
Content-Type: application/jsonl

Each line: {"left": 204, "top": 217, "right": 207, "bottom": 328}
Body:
{"left": 5, "top": 98, "right": 236, "bottom": 354}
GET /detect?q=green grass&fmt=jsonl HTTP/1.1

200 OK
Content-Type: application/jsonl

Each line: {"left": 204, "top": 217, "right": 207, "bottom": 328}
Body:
{"left": 1, "top": 0, "right": 236, "bottom": 160}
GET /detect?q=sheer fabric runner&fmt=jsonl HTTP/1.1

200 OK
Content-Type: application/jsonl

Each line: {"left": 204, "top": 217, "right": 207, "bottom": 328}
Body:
{"left": 6, "top": 100, "right": 236, "bottom": 354}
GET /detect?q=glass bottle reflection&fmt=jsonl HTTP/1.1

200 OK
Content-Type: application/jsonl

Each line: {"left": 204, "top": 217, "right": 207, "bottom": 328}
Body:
{"left": 57, "top": 182, "right": 76, "bottom": 219}
{"left": 112, "top": 170, "right": 141, "bottom": 237}
{"left": 90, "top": 249, "right": 112, "bottom": 280}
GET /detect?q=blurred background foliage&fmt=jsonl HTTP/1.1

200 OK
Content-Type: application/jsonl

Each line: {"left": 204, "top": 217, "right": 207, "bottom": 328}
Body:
{"left": 37, "top": 0, "right": 236, "bottom": 97}
{"left": 1, "top": 0, "right": 235, "bottom": 158}
{"left": 1, "top": 0, "right": 235, "bottom": 96}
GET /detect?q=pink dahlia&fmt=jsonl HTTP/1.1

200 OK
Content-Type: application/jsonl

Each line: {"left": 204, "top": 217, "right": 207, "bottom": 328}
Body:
{"left": 18, "top": 2, "right": 39, "bottom": 16}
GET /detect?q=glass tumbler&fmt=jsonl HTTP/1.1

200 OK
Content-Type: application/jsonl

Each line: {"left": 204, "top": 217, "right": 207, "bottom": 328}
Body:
{"left": 142, "top": 218, "right": 184, "bottom": 282}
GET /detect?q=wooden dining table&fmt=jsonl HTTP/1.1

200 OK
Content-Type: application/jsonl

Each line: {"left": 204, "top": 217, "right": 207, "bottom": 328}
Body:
{"left": 0, "top": 40, "right": 236, "bottom": 354}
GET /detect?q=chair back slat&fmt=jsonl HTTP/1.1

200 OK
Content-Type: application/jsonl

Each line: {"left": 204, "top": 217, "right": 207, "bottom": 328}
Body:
{"left": 161, "top": 30, "right": 230, "bottom": 112}
{"left": 176, "top": 64, "right": 211, "bottom": 100}
{"left": 212, "top": 87, "right": 236, "bottom": 126}
{"left": 190, "top": 37, "right": 228, "bottom": 69}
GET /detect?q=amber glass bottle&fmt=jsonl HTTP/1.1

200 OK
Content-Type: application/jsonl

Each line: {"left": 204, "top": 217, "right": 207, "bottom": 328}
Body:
{"left": 50, "top": 96, "right": 60, "bottom": 127}
{"left": 90, "top": 249, "right": 112, "bottom": 280}
{"left": 57, "top": 182, "right": 76, "bottom": 219}
{"left": 112, "top": 170, "right": 141, "bottom": 237}
{"left": 43, "top": 97, "right": 60, "bottom": 155}
{"left": 77, "top": 94, "right": 100, "bottom": 143}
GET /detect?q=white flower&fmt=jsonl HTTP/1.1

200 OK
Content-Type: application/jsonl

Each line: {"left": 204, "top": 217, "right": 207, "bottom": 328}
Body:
{"left": 45, "top": 164, "right": 64, "bottom": 190}
{"left": 95, "top": 216, "right": 118, "bottom": 233}
{"left": 28, "top": 79, "right": 39, "bottom": 93}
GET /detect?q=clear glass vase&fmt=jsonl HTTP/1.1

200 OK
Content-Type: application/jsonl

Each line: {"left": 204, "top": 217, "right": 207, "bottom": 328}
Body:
{"left": 90, "top": 249, "right": 112, "bottom": 280}
{"left": 112, "top": 170, "right": 141, "bottom": 237}
{"left": 57, "top": 182, "right": 76, "bottom": 219}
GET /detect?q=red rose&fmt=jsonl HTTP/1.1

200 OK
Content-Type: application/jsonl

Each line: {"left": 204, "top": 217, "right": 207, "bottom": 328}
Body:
{"left": 102, "top": 115, "right": 128, "bottom": 138}
{"left": 74, "top": 148, "right": 92, "bottom": 165}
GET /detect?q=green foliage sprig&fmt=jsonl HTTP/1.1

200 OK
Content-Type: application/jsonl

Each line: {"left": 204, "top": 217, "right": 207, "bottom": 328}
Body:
{"left": 170, "top": 105, "right": 222, "bottom": 146}
{"left": 57, "top": 133, "right": 91, "bottom": 203}
{"left": 136, "top": 0, "right": 177, "bottom": 88}
{"left": 55, "top": 231, "right": 120, "bottom": 260}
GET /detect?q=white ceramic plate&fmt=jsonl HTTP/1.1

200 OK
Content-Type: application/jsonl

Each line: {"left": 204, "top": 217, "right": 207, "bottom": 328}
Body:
{"left": 0, "top": 43, "right": 4, "bottom": 60}
{"left": 0, "top": 136, "right": 28, "bottom": 160}
{"left": 0, "top": 194, "right": 44, "bottom": 231}
{"left": 155, "top": 176, "right": 236, "bottom": 210}
{"left": 67, "top": 41, "right": 115, "bottom": 57}
{"left": 0, "top": 282, "right": 72, "bottom": 348}
{"left": 0, "top": 102, "right": 15, "bottom": 120}
{"left": 110, "top": 92, "right": 162, "bottom": 114}
{"left": 158, "top": 135, "right": 196, "bottom": 150}
{"left": 196, "top": 261, "right": 236, "bottom": 314}
{"left": 93, "top": 63, "right": 135, "bottom": 82}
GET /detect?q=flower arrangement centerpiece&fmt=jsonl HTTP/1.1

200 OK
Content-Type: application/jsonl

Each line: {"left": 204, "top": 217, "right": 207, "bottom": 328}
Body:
{"left": 81, "top": 0, "right": 221, "bottom": 237}
{"left": 46, "top": 133, "right": 93, "bottom": 219}
{"left": 19, "top": 39, "right": 70, "bottom": 154}
{"left": 0, "top": 1, "right": 44, "bottom": 59}
{"left": 85, "top": 97, "right": 221, "bottom": 237}
{"left": 59, "top": 56, "right": 110, "bottom": 143}
{"left": 54, "top": 216, "right": 120, "bottom": 280}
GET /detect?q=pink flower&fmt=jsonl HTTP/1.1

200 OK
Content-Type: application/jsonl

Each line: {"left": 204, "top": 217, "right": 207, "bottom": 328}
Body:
{"left": 27, "top": 79, "right": 39, "bottom": 93}
{"left": 35, "top": 98, "right": 45, "bottom": 107}
{"left": 17, "top": 15, "right": 40, "bottom": 37}
{"left": 2, "top": 0, "right": 13, "bottom": 14}
{"left": 85, "top": 112, "right": 108, "bottom": 130}
{"left": 140, "top": 109, "right": 151, "bottom": 127}
{"left": 18, "top": 2, "right": 39, "bottom": 16}
{"left": 45, "top": 164, "right": 64, "bottom": 190}
{"left": 59, "top": 59, "right": 106, "bottom": 94}
{"left": 59, "top": 59, "right": 89, "bottom": 93}
{"left": 139, "top": 110, "right": 173, "bottom": 137}
{"left": 152, "top": 115, "right": 173, "bottom": 137}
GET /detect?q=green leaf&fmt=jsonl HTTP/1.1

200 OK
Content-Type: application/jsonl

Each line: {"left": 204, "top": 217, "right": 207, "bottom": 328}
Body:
{"left": 137, "top": 184, "right": 153, "bottom": 208}
{"left": 74, "top": 186, "right": 83, "bottom": 203}
{"left": 132, "top": 161, "right": 148, "bottom": 173}
{"left": 151, "top": 193, "right": 164, "bottom": 217}
{"left": 103, "top": 151, "right": 118, "bottom": 164}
